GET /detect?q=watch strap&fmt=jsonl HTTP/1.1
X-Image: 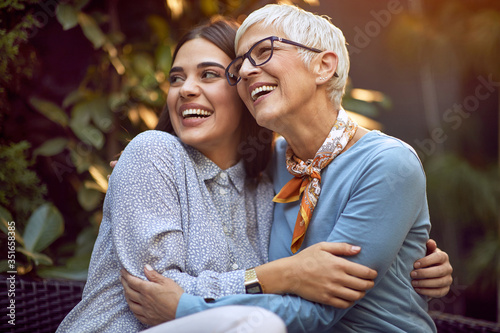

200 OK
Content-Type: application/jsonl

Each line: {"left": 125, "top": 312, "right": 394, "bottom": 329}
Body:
{"left": 244, "top": 268, "right": 263, "bottom": 294}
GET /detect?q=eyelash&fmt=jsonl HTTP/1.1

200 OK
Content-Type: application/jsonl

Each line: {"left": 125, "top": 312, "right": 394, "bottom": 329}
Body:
{"left": 169, "top": 75, "right": 182, "bottom": 84}
{"left": 202, "top": 70, "right": 221, "bottom": 79}
{"left": 168, "top": 70, "right": 221, "bottom": 84}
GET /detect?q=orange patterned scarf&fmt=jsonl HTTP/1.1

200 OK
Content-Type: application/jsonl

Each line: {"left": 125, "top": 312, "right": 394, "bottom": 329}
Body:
{"left": 273, "top": 109, "right": 358, "bottom": 253}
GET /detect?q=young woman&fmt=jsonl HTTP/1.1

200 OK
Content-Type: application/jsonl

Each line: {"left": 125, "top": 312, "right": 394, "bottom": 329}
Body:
{"left": 120, "top": 5, "right": 453, "bottom": 333}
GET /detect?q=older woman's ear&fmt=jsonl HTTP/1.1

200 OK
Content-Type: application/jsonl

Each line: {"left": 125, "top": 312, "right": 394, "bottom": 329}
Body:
{"left": 314, "top": 51, "right": 339, "bottom": 84}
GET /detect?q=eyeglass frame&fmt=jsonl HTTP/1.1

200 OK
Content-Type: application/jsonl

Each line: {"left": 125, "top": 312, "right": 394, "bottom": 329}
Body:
{"left": 225, "top": 36, "right": 339, "bottom": 86}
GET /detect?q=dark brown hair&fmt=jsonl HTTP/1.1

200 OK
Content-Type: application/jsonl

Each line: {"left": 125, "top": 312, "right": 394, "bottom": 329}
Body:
{"left": 155, "top": 17, "right": 273, "bottom": 181}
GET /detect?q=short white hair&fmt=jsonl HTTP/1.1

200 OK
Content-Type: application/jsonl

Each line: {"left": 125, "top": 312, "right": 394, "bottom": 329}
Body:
{"left": 235, "top": 3, "right": 349, "bottom": 109}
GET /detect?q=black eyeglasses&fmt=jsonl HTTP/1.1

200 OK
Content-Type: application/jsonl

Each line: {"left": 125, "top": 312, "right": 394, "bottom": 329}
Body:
{"left": 225, "top": 36, "right": 338, "bottom": 86}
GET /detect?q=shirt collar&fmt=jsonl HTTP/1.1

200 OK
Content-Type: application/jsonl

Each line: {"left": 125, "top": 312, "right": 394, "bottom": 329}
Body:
{"left": 226, "top": 159, "right": 245, "bottom": 193}
{"left": 185, "top": 144, "right": 246, "bottom": 193}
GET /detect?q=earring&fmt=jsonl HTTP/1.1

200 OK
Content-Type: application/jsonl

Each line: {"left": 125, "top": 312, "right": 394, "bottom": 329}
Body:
{"left": 320, "top": 77, "right": 327, "bottom": 81}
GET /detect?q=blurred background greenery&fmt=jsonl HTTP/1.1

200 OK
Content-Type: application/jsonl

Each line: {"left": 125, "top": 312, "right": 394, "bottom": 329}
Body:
{"left": 0, "top": 0, "right": 498, "bottom": 324}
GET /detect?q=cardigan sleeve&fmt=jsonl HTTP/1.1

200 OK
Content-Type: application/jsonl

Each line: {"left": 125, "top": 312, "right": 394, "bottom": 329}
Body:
{"left": 324, "top": 145, "right": 429, "bottom": 279}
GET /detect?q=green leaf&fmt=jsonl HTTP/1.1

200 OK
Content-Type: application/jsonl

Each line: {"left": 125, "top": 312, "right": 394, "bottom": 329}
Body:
{"left": 132, "top": 52, "right": 155, "bottom": 77}
{"left": 33, "top": 138, "right": 68, "bottom": 157}
{"left": 74, "top": 0, "right": 90, "bottom": 10}
{"left": 108, "top": 31, "right": 126, "bottom": 45}
{"left": 56, "top": 3, "right": 78, "bottom": 30}
{"left": 78, "top": 187, "right": 103, "bottom": 211}
{"left": 77, "top": 12, "right": 106, "bottom": 49}
{"left": 108, "top": 91, "right": 129, "bottom": 110}
{"left": 74, "top": 227, "right": 97, "bottom": 256}
{"left": 0, "top": 206, "right": 13, "bottom": 224}
{"left": 71, "top": 97, "right": 112, "bottom": 133}
{"left": 342, "top": 98, "right": 379, "bottom": 118}
{"left": 89, "top": 96, "right": 113, "bottom": 132}
{"left": 23, "top": 203, "right": 64, "bottom": 253}
{"left": 71, "top": 123, "right": 104, "bottom": 149}
{"left": 69, "top": 148, "right": 92, "bottom": 173}
{"left": 377, "top": 95, "right": 393, "bottom": 110}
{"left": 37, "top": 251, "right": 91, "bottom": 280}
{"left": 29, "top": 97, "right": 68, "bottom": 127}
{"left": 17, "top": 247, "right": 54, "bottom": 266}
{"left": 63, "top": 89, "right": 89, "bottom": 108}
{"left": 70, "top": 100, "right": 92, "bottom": 128}
{"left": 66, "top": 252, "right": 92, "bottom": 270}
{"left": 0, "top": 260, "right": 9, "bottom": 273}
{"left": 0, "top": 208, "right": 25, "bottom": 248}
{"left": 37, "top": 266, "right": 88, "bottom": 281}
{"left": 147, "top": 15, "right": 170, "bottom": 41}
{"left": 155, "top": 43, "right": 172, "bottom": 73}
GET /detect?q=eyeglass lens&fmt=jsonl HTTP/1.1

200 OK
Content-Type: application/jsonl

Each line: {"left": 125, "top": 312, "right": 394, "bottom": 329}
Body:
{"left": 227, "top": 38, "right": 274, "bottom": 85}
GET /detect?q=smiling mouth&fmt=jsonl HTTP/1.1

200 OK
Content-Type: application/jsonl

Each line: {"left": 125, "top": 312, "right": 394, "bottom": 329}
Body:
{"left": 182, "top": 109, "right": 214, "bottom": 119}
{"left": 251, "top": 85, "right": 277, "bottom": 101}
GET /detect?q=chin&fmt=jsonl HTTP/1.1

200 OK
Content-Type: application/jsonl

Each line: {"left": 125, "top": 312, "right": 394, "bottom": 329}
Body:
{"left": 177, "top": 132, "right": 205, "bottom": 148}
{"left": 254, "top": 110, "right": 280, "bottom": 132}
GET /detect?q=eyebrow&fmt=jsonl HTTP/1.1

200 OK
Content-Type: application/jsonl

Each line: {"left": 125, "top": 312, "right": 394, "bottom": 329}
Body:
{"left": 169, "top": 62, "right": 226, "bottom": 74}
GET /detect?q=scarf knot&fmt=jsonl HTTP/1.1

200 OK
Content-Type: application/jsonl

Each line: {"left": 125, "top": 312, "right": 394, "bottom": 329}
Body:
{"left": 273, "top": 109, "right": 358, "bottom": 253}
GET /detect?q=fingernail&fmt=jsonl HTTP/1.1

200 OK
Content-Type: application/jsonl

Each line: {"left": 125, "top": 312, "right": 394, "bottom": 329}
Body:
{"left": 145, "top": 264, "right": 153, "bottom": 271}
{"left": 412, "top": 280, "right": 418, "bottom": 286}
{"left": 411, "top": 271, "right": 418, "bottom": 278}
{"left": 351, "top": 246, "right": 361, "bottom": 252}
{"left": 414, "top": 261, "right": 421, "bottom": 268}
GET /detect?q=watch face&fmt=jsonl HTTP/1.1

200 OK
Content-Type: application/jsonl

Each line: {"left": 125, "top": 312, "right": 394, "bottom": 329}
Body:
{"left": 246, "top": 282, "right": 263, "bottom": 294}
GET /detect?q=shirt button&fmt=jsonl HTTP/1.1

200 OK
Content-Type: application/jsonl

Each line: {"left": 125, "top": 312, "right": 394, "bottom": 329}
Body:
{"left": 223, "top": 226, "right": 229, "bottom": 233}
{"left": 232, "top": 263, "right": 239, "bottom": 270}
{"left": 219, "top": 188, "right": 227, "bottom": 195}
{"left": 220, "top": 172, "right": 228, "bottom": 181}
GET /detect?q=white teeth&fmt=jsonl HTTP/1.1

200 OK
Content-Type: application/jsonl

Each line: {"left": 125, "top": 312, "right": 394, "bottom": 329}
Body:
{"left": 251, "top": 85, "right": 277, "bottom": 101}
{"left": 182, "top": 109, "right": 213, "bottom": 118}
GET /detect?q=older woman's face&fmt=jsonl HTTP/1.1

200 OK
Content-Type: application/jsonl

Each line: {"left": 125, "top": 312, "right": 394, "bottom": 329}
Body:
{"left": 235, "top": 23, "right": 318, "bottom": 132}
{"left": 167, "top": 38, "right": 244, "bottom": 157}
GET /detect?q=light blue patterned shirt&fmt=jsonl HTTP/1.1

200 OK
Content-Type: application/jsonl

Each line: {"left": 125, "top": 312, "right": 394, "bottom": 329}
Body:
{"left": 57, "top": 130, "right": 274, "bottom": 332}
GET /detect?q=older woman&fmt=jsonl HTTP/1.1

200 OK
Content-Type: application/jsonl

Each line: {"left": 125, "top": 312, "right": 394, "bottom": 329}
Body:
{"left": 121, "top": 4, "right": 452, "bottom": 333}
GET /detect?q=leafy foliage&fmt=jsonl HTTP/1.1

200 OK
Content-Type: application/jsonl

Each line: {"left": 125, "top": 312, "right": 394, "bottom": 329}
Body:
{"left": 0, "top": 141, "right": 47, "bottom": 226}
{"left": 0, "top": 0, "right": 271, "bottom": 280}
{"left": 1, "top": 203, "right": 64, "bottom": 273}
{"left": 0, "top": 0, "right": 39, "bottom": 105}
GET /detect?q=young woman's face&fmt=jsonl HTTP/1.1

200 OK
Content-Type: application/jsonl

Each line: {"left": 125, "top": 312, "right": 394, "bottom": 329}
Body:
{"left": 235, "top": 23, "right": 318, "bottom": 133}
{"left": 167, "top": 38, "right": 244, "bottom": 159}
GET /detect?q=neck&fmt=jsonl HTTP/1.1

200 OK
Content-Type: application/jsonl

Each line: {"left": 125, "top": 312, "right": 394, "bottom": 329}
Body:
{"left": 198, "top": 141, "right": 240, "bottom": 170}
{"left": 281, "top": 105, "right": 340, "bottom": 161}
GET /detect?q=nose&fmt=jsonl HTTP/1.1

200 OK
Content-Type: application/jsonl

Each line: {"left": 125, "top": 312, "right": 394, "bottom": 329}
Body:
{"left": 179, "top": 77, "right": 201, "bottom": 99}
{"left": 238, "top": 57, "right": 260, "bottom": 81}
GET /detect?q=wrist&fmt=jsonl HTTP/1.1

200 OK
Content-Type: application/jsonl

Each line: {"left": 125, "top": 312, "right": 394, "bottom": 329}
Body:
{"left": 254, "top": 257, "right": 294, "bottom": 294}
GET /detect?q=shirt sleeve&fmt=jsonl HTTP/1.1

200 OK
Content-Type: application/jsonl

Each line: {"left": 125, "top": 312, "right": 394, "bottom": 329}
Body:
{"left": 108, "top": 131, "right": 245, "bottom": 298}
{"left": 176, "top": 146, "right": 429, "bottom": 331}
{"left": 177, "top": 293, "right": 340, "bottom": 333}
